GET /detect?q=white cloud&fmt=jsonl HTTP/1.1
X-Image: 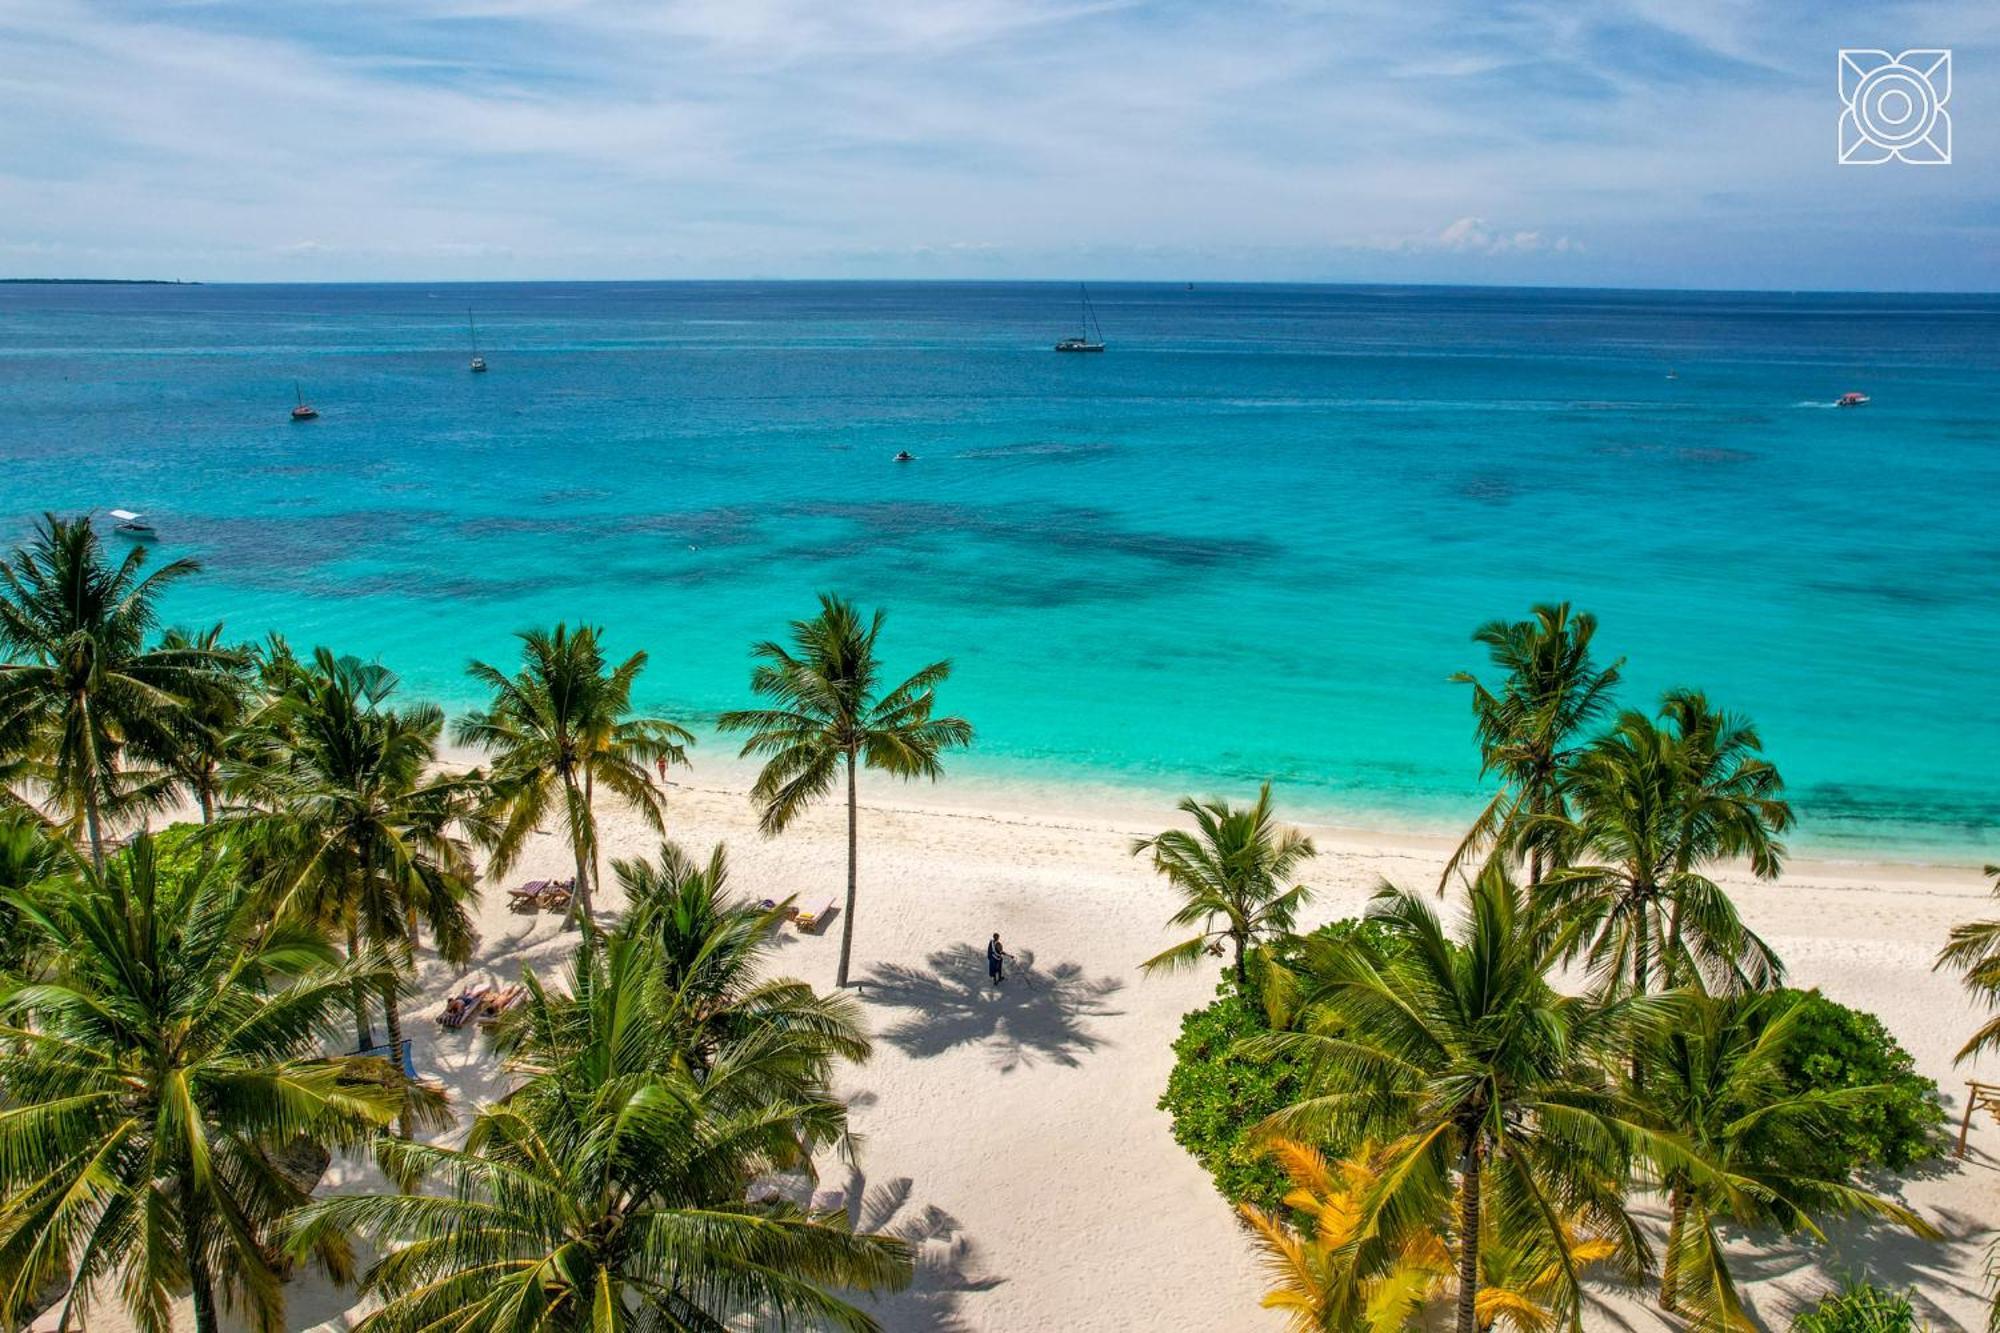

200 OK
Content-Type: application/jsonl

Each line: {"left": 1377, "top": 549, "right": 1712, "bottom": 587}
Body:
{"left": 0, "top": 0, "right": 1988, "bottom": 285}
{"left": 1434, "top": 218, "right": 1579, "bottom": 255}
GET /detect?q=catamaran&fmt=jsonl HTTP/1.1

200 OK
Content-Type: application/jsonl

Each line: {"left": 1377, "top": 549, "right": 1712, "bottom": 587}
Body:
{"left": 108, "top": 509, "right": 156, "bottom": 539}
{"left": 290, "top": 382, "right": 318, "bottom": 421}
{"left": 468, "top": 309, "right": 487, "bottom": 373}
{"left": 1054, "top": 284, "right": 1105, "bottom": 353}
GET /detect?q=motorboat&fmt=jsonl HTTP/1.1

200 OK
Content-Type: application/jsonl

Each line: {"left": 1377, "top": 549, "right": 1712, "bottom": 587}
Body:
{"left": 108, "top": 509, "right": 156, "bottom": 540}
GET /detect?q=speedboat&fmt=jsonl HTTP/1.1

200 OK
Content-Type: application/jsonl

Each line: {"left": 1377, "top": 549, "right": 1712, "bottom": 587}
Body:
{"left": 1836, "top": 391, "right": 1870, "bottom": 407}
{"left": 894, "top": 451, "right": 915, "bottom": 462}
{"left": 108, "top": 509, "right": 156, "bottom": 540}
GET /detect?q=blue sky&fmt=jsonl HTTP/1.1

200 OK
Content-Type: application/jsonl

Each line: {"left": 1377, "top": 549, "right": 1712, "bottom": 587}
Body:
{"left": 1, "top": 0, "right": 1994, "bottom": 288}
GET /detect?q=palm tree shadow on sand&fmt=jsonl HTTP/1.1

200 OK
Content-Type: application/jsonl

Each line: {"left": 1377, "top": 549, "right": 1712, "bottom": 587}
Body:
{"left": 858, "top": 944, "right": 1125, "bottom": 1072}
{"left": 843, "top": 1174, "right": 1004, "bottom": 1332}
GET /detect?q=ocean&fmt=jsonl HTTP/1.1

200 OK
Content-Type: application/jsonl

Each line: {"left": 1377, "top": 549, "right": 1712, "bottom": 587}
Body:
{"left": 2, "top": 281, "right": 1995, "bottom": 857}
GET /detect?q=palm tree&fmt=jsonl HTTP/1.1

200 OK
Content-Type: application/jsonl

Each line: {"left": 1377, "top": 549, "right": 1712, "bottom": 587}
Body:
{"left": 611, "top": 840, "right": 871, "bottom": 1080}
{"left": 226, "top": 648, "right": 481, "bottom": 1136}
{"left": 157, "top": 623, "right": 255, "bottom": 823}
{"left": 1254, "top": 867, "right": 1661, "bottom": 1333}
{"left": 1241, "top": 1138, "right": 1623, "bottom": 1333}
{"left": 1634, "top": 987, "right": 1936, "bottom": 1327}
{"left": 1132, "top": 783, "right": 1316, "bottom": 989}
{"left": 1444, "top": 603, "right": 1622, "bottom": 891}
{"left": 0, "top": 807, "right": 70, "bottom": 975}
{"left": 1536, "top": 695, "right": 1791, "bottom": 1008}
{"left": 0, "top": 513, "right": 230, "bottom": 869}
{"left": 719, "top": 594, "right": 972, "bottom": 988}
{"left": 1933, "top": 865, "right": 2000, "bottom": 1063}
{"left": 286, "top": 928, "right": 911, "bottom": 1331}
{"left": 0, "top": 834, "right": 400, "bottom": 1333}
{"left": 457, "top": 624, "right": 692, "bottom": 928}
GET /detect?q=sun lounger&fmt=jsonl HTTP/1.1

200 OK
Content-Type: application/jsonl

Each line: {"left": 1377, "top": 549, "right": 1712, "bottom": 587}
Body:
{"left": 437, "top": 983, "right": 493, "bottom": 1029}
{"left": 1957, "top": 1080, "right": 2000, "bottom": 1156}
{"left": 354, "top": 1037, "right": 418, "bottom": 1080}
{"left": 476, "top": 984, "right": 527, "bottom": 1029}
{"left": 541, "top": 883, "right": 574, "bottom": 912}
{"left": 507, "top": 880, "right": 550, "bottom": 912}
{"left": 758, "top": 897, "right": 799, "bottom": 921}
{"left": 793, "top": 899, "right": 836, "bottom": 933}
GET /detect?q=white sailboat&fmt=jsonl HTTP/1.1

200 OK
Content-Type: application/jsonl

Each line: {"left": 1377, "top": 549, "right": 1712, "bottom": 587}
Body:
{"left": 1054, "top": 284, "right": 1105, "bottom": 353}
{"left": 468, "top": 309, "right": 488, "bottom": 372}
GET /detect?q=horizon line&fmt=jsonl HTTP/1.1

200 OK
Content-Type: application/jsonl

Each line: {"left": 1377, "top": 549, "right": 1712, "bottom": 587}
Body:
{"left": 6, "top": 276, "right": 1999, "bottom": 298}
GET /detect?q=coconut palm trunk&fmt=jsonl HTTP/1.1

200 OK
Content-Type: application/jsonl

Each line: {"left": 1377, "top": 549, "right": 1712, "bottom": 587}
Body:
{"left": 382, "top": 979, "right": 411, "bottom": 1139}
{"left": 565, "top": 770, "right": 594, "bottom": 929}
{"left": 82, "top": 791, "right": 105, "bottom": 875}
{"left": 184, "top": 1184, "right": 221, "bottom": 1328}
{"left": 1455, "top": 1130, "right": 1483, "bottom": 1333}
{"left": 838, "top": 748, "right": 859, "bottom": 988}
{"left": 1660, "top": 1177, "right": 1689, "bottom": 1313}
{"left": 1632, "top": 903, "right": 1651, "bottom": 1088}
{"left": 79, "top": 694, "right": 108, "bottom": 874}
{"left": 347, "top": 917, "right": 372, "bottom": 1049}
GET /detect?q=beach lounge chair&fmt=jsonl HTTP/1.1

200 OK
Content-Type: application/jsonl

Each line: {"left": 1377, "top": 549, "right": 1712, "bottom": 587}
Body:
{"left": 355, "top": 1037, "right": 418, "bottom": 1080}
{"left": 507, "top": 879, "right": 550, "bottom": 912}
{"left": 1957, "top": 1080, "right": 2000, "bottom": 1156}
{"left": 794, "top": 899, "right": 836, "bottom": 933}
{"left": 437, "top": 983, "right": 493, "bottom": 1029}
{"left": 477, "top": 984, "right": 527, "bottom": 1030}
{"left": 541, "top": 880, "right": 574, "bottom": 912}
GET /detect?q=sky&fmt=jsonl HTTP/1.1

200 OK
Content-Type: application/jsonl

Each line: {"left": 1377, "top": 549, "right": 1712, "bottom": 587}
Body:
{"left": 0, "top": 0, "right": 1994, "bottom": 288}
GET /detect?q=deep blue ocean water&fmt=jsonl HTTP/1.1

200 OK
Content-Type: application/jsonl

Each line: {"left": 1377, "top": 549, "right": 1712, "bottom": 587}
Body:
{"left": 2, "top": 281, "right": 1996, "bottom": 857}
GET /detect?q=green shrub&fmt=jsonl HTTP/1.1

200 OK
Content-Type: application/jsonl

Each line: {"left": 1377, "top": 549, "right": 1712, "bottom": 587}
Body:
{"left": 1157, "top": 918, "right": 1398, "bottom": 1214}
{"left": 1790, "top": 1280, "right": 1919, "bottom": 1332}
{"left": 1158, "top": 981, "right": 1304, "bottom": 1213}
{"left": 1771, "top": 988, "right": 1947, "bottom": 1173}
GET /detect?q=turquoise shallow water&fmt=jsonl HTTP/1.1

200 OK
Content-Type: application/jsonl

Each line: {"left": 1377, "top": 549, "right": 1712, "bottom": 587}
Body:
{"left": 2, "top": 281, "right": 1996, "bottom": 857}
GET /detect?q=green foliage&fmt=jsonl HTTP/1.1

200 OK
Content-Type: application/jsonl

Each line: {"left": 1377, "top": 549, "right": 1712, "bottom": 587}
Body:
{"left": 1159, "top": 980, "right": 1306, "bottom": 1213}
{"left": 1791, "top": 1280, "right": 1920, "bottom": 1332}
{"left": 1771, "top": 988, "right": 1947, "bottom": 1173}
{"left": 1156, "top": 918, "right": 1411, "bottom": 1215}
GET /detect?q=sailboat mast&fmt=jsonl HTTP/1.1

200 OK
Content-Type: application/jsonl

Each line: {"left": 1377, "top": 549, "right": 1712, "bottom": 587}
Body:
{"left": 467, "top": 309, "right": 479, "bottom": 355}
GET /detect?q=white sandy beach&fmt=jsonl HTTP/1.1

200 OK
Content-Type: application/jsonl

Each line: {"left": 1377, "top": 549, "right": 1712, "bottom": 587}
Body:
{"left": 61, "top": 762, "right": 2000, "bottom": 1332}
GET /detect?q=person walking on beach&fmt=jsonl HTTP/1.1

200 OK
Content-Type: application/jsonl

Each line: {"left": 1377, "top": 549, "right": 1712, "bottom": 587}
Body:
{"left": 987, "top": 933, "right": 1011, "bottom": 986}
{"left": 655, "top": 756, "right": 668, "bottom": 782}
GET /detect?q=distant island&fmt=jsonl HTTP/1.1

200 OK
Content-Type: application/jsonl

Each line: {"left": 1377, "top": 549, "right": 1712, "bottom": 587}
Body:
{"left": 0, "top": 277, "right": 200, "bottom": 285}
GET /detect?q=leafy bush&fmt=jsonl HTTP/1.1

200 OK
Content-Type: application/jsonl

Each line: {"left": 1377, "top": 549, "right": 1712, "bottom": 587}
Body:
{"left": 1157, "top": 918, "right": 1398, "bottom": 1214}
{"left": 1790, "top": 1280, "right": 1918, "bottom": 1332}
{"left": 1771, "top": 988, "right": 1947, "bottom": 1173}
{"left": 1158, "top": 981, "right": 1305, "bottom": 1213}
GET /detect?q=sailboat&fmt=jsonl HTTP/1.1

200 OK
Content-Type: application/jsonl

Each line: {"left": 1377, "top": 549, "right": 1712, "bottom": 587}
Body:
{"left": 467, "top": 309, "right": 488, "bottom": 373}
{"left": 1054, "top": 284, "right": 1105, "bottom": 353}
{"left": 290, "top": 382, "right": 318, "bottom": 421}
